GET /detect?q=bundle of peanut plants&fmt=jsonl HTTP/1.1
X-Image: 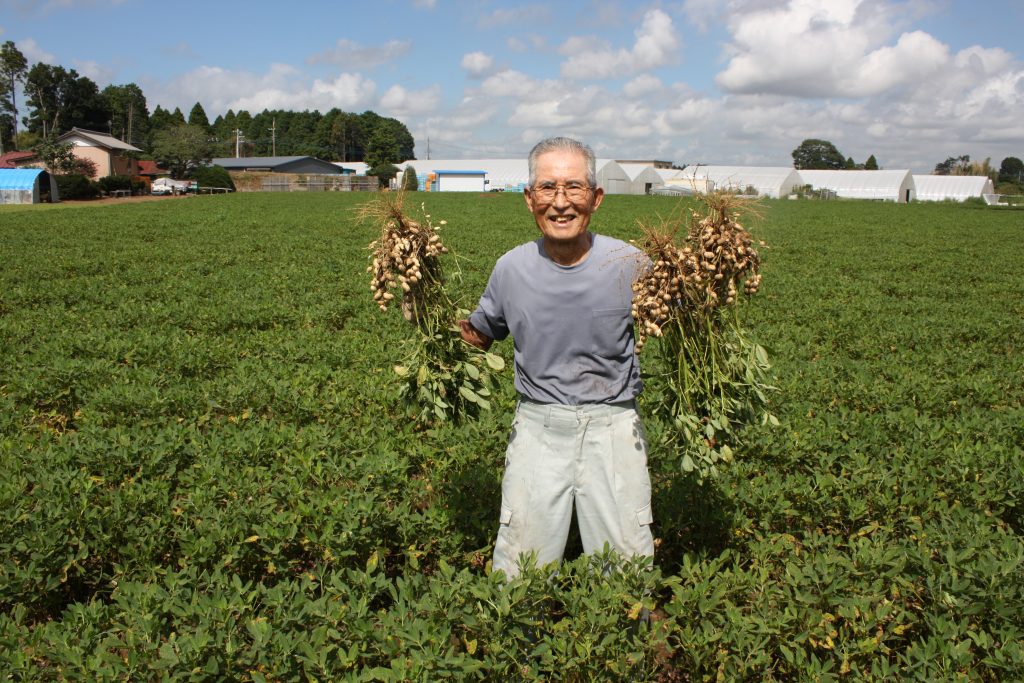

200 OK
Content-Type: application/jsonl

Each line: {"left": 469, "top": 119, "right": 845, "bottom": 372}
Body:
{"left": 362, "top": 192, "right": 504, "bottom": 425}
{"left": 632, "top": 191, "right": 776, "bottom": 479}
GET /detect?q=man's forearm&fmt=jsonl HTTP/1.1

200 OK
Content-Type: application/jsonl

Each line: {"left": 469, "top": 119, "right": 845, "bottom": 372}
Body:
{"left": 459, "top": 319, "right": 494, "bottom": 351}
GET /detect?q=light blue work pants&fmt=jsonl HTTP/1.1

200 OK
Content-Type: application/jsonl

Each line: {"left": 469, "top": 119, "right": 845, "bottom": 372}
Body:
{"left": 492, "top": 398, "right": 655, "bottom": 579}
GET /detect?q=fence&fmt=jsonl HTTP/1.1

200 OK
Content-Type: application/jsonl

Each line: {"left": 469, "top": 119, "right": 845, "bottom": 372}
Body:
{"left": 258, "top": 174, "right": 378, "bottom": 193}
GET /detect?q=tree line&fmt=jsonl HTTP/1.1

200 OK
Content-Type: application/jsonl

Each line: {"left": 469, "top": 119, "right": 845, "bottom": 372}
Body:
{"left": 0, "top": 41, "right": 415, "bottom": 179}
{"left": 791, "top": 139, "right": 1024, "bottom": 194}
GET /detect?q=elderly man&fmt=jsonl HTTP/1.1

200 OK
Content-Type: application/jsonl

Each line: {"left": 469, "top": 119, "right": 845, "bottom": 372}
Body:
{"left": 459, "top": 136, "right": 654, "bottom": 579}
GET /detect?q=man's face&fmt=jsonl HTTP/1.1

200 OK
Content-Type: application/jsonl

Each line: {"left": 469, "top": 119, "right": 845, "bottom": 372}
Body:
{"left": 525, "top": 149, "right": 604, "bottom": 246}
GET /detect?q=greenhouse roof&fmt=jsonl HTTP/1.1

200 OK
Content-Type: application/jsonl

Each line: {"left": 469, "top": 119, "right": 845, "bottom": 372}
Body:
{"left": 912, "top": 175, "right": 994, "bottom": 201}
{"left": 797, "top": 169, "right": 914, "bottom": 200}
{"left": 0, "top": 168, "right": 45, "bottom": 190}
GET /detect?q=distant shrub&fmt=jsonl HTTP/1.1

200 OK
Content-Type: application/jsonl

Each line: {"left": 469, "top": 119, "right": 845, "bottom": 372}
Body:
{"left": 190, "top": 165, "right": 235, "bottom": 191}
{"left": 402, "top": 166, "right": 419, "bottom": 191}
{"left": 55, "top": 174, "right": 100, "bottom": 200}
{"left": 97, "top": 175, "right": 133, "bottom": 194}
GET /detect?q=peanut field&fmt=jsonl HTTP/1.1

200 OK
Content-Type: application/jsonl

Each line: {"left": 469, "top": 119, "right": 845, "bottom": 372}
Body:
{"left": 1, "top": 193, "right": 1022, "bottom": 680}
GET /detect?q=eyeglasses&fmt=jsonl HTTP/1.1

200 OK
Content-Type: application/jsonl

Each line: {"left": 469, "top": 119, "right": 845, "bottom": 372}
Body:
{"left": 530, "top": 181, "right": 594, "bottom": 202}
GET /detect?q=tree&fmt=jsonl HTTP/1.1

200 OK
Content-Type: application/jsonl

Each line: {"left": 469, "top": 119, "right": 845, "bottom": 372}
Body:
{"left": 368, "top": 162, "right": 400, "bottom": 188}
{"left": 23, "top": 64, "right": 110, "bottom": 137}
{"left": 934, "top": 155, "right": 971, "bottom": 175}
{"left": 998, "top": 156, "right": 1023, "bottom": 184}
{"left": 151, "top": 124, "right": 213, "bottom": 178}
{"left": 401, "top": 165, "right": 419, "bottom": 191}
{"left": 791, "top": 139, "right": 845, "bottom": 170}
{"left": 864, "top": 155, "right": 879, "bottom": 170}
{"left": 963, "top": 157, "right": 996, "bottom": 181}
{"left": 187, "top": 102, "right": 211, "bottom": 132}
{"left": 102, "top": 83, "right": 149, "bottom": 147}
{"left": 0, "top": 41, "right": 28, "bottom": 149}
{"left": 844, "top": 156, "right": 856, "bottom": 169}
{"left": 327, "top": 111, "right": 364, "bottom": 161}
{"left": 34, "top": 138, "right": 98, "bottom": 176}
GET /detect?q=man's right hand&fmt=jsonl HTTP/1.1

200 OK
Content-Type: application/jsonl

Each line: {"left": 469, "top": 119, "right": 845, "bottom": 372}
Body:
{"left": 459, "top": 319, "right": 494, "bottom": 351}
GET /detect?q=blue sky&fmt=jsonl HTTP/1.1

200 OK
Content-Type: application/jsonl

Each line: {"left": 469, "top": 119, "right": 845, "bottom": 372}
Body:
{"left": 2, "top": 0, "right": 1022, "bottom": 172}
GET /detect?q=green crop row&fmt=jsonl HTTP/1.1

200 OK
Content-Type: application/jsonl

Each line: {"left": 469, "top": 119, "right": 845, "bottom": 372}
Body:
{"left": 1, "top": 194, "right": 1022, "bottom": 680}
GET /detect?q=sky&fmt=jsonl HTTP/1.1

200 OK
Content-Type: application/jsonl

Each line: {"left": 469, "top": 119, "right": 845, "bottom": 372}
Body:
{"left": 2, "top": 0, "right": 1022, "bottom": 172}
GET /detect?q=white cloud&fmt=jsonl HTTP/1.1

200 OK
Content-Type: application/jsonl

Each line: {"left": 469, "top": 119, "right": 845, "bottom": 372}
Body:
{"left": 154, "top": 65, "right": 377, "bottom": 115}
{"left": 379, "top": 84, "right": 442, "bottom": 117}
{"left": 508, "top": 100, "right": 576, "bottom": 128}
{"left": 413, "top": 0, "right": 436, "bottom": 8}
{"left": 71, "top": 58, "right": 114, "bottom": 85}
{"left": 480, "top": 69, "right": 560, "bottom": 102}
{"left": 461, "top": 51, "right": 494, "bottom": 78}
{"left": 507, "top": 35, "right": 546, "bottom": 53}
{"left": 17, "top": 37, "right": 55, "bottom": 64}
{"left": 307, "top": 39, "right": 411, "bottom": 68}
{"left": 713, "top": 0, "right": 952, "bottom": 98}
{"left": 623, "top": 74, "right": 663, "bottom": 98}
{"left": 560, "top": 9, "right": 680, "bottom": 79}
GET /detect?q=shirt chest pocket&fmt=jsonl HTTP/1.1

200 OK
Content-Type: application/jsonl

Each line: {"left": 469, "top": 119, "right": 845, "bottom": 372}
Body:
{"left": 590, "top": 307, "right": 632, "bottom": 359}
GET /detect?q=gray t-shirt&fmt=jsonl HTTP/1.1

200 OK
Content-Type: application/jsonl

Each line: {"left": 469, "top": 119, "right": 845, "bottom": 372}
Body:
{"left": 470, "top": 233, "right": 646, "bottom": 405}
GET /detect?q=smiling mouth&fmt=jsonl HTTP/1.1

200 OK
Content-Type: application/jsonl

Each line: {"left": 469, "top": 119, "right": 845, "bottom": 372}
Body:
{"left": 549, "top": 215, "right": 576, "bottom": 224}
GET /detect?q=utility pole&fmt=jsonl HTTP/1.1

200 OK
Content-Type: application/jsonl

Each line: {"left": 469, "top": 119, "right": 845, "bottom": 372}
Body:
{"left": 426, "top": 136, "right": 430, "bottom": 160}
{"left": 234, "top": 128, "right": 245, "bottom": 158}
{"left": 269, "top": 118, "right": 276, "bottom": 157}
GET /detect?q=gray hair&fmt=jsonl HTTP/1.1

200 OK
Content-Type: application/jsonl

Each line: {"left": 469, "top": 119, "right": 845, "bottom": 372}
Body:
{"left": 527, "top": 136, "right": 597, "bottom": 188}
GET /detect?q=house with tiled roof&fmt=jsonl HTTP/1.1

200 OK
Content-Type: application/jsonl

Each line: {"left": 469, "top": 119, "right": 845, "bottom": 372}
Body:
{"left": 0, "top": 150, "right": 42, "bottom": 169}
{"left": 136, "top": 160, "right": 169, "bottom": 178}
{"left": 56, "top": 127, "right": 142, "bottom": 179}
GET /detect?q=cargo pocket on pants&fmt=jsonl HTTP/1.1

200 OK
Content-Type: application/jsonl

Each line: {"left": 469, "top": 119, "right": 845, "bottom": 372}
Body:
{"left": 636, "top": 503, "right": 653, "bottom": 528}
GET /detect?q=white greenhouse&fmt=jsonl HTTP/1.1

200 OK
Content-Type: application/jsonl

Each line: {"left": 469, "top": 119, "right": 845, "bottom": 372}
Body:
{"left": 798, "top": 169, "right": 916, "bottom": 203}
{"left": 596, "top": 160, "right": 631, "bottom": 194}
{"left": 677, "top": 166, "right": 802, "bottom": 199}
{"left": 911, "top": 175, "right": 994, "bottom": 202}
{"left": 617, "top": 162, "right": 666, "bottom": 195}
{"left": 656, "top": 168, "right": 714, "bottom": 194}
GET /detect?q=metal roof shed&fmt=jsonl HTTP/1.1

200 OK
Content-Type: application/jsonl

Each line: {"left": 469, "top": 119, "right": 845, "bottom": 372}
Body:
{"left": 0, "top": 168, "right": 60, "bottom": 204}
{"left": 798, "top": 169, "right": 916, "bottom": 203}
{"left": 211, "top": 156, "right": 343, "bottom": 174}
{"left": 432, "top": 170, "right": 487, "bottom": 192}
{"left": 912, "top": 175, "right": 994, "bottom": 202}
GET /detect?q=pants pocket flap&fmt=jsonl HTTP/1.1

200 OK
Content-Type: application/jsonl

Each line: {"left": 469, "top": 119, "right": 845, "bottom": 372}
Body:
{"left": 500, "top": 505, "right": 514, "bottom": 525}
{"left": 636, "top": 503, "right": 653, "bottom": 526}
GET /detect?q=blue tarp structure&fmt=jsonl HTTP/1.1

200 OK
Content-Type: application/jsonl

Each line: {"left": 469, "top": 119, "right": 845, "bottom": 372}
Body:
{"left": 0, "top": 168, "right": 60, "bottom": 204}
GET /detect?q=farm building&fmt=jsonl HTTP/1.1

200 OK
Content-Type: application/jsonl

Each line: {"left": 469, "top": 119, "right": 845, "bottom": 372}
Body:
{"left": 396, "top": 159, "right": 530, "bottom": 193}
{"left": 0, "top": 168, "right": 59, "bottom": 204}
{"left": 680, "top": 166, "right": 803, "bottom": 199}
{"left": 0, "top": 150, "right": 42, "bottom": 170}
{"left": 395, "top": 158, "right": 656, "bottom": 195}
{"left": 596, "top": 160, "right": 631, "bottom": 194}
{"left": 429, "top": 170, "right": 487, "bottom": 192}
{"left": 912, "top": 175, "right": 994, "bottom": 202}
{"left": 798, "top": 169, "right": 916, "bottom": 203}
{"left": 333, "top": 162, "right": 370, "bottom": 175}
{"left": 618, "top": 162, "right": 666, "bottom": 195}
{"left": 212, "top": 156, "right": 343, "bottom": 174}
{"left": 56, "top": 128, "right": 141, "bottom": 178}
